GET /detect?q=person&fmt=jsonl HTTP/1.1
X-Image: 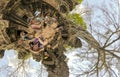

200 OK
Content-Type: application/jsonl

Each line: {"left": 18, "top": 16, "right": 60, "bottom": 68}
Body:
{"left": 29, "top": 17, "right": 45, "bottom": 30}
{"left": 44, "top": 51, "right": 50, "bottom": 59}
{"left": 29, "top": 37, "right": 48, "bottom": 54}
{"left": 44, "top": 15, "right": 50, "bottom": 24}
{"left": 29, "top": 38, "right": 43, "bottom": 51}
{"left": 30, "top": 19, "right": 40, "bottom": 29}
{"left": 20, "top": 31, "right": 32, "bottom": 40}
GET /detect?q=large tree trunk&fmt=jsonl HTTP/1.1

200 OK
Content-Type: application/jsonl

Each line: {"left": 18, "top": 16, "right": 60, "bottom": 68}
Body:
{"left": 46, "top": 56, "right": 69, "bottom": 77}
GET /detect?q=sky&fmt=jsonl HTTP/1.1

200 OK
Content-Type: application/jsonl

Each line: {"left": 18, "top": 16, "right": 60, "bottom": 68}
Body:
{"left": 0, "top": 50, "right": 48, "bottom": 77}
{"left": 0, "top": 0, "right": 120, "bottom": 77}
{"left": 70, "top": 0, "right": 120, "bottom": 77}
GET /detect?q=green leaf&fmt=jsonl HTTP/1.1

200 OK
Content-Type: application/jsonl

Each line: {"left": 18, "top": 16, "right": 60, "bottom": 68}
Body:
{"left": 24, "top": 53, "right": 32, "bottom": 60}
{"left": 64, "top": 44, "right": 72, "bottom": 49}
{"left": 63, "top": 44, "right": 75, "bottom": 50}
{"left": 76, "top": 0, "right": 83, "bottom": 4}
{"left": 68, "top": 13, "right": 87, "bottom": 29}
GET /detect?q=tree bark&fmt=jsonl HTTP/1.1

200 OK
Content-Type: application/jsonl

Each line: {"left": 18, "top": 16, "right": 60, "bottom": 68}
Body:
{"left": 44, "top": 54, "right": 69, "bottom": 77}
{"left": 32, "top": 47, "right": 69, "bottom": 77}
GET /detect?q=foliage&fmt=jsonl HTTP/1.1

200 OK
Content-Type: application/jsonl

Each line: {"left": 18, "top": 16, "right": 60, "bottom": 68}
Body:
{"left": 76, "top": 0, "right": 83, "bottom": 4}
{"left": 68, "top": 13, "right": 87, "bottom": 29}
{"left": 18, "top": 51, "right": 32, "bottom": 60}
{"left": 64, "top": 44, "right": 74, "bottom": 49}
{"left": 24, "top": 53, "right": 32, "bottom": 60}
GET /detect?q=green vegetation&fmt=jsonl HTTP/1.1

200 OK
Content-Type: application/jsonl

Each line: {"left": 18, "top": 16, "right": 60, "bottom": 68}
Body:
{"left": 68, "top": 13, "right": 87, "bottom": 29}
{"left": 24, "top": 53, "right": 32, "bottom": 60}
{"left": 64, "top": 44, "right": 73, "bottom": 49}
{"left": 18, "top": 51, "right": 32, "bottom": 60}
{"left": 76, "top": 0, "right": 83, "bottom": 4}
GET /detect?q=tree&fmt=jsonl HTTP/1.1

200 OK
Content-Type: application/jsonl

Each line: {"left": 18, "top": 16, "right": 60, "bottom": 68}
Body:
{"left": 69, "top": 0, "right": 120, "bottom": 77}
{"left": 0, "top": 0, "right": 120, "bottom": 77}
{"left": 0, "top": 50, "right": 47, "bottom": 77}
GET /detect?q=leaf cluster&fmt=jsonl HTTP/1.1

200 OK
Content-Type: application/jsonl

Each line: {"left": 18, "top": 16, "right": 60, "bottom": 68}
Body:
{"left": 68, "top": 13, "right": 87, "bottom": 29}
{"left": 76, "top": 0, "right": 83, "bottom": 4}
